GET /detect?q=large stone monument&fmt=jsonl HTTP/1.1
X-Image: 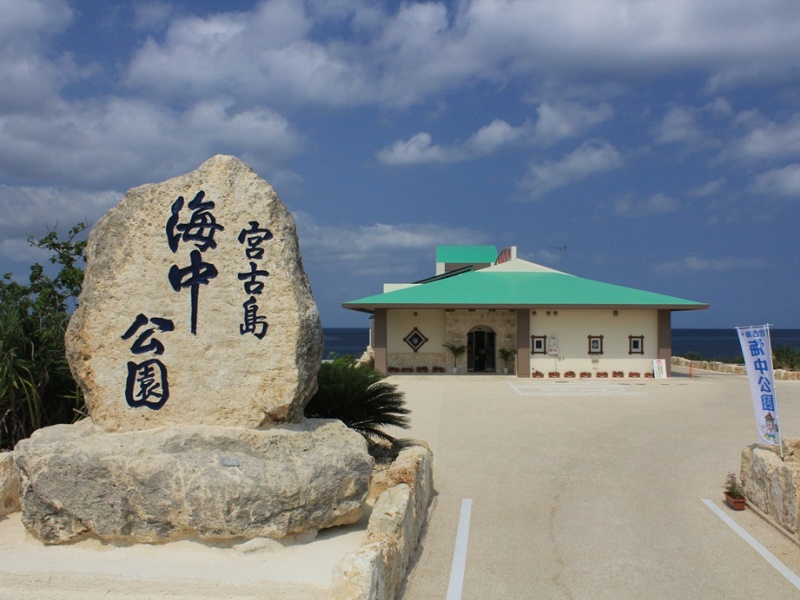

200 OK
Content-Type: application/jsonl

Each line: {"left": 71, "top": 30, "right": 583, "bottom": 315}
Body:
{"left": 14, "top": 156, "right": 373, "bottom": 544}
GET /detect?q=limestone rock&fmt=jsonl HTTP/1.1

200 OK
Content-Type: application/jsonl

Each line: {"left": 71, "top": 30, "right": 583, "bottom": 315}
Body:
{"left": 14, "top": 419, "right": 372, "bottom": 544}
{"left": 741, "top": 444, "right": 800, "bottom": 534}
{"left": 332, "top": 444, "right": 434, "bottom": 600}
{"left": 66, "top": 155, "right": 322, "bottom": 432}
{"left": 0, "top": 452, "right": 20, "bottom": 516}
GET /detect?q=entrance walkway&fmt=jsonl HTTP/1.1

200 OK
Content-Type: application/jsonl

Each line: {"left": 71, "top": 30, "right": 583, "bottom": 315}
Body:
{"left": 387, "top": 371, "right": 800, "bottom": 599}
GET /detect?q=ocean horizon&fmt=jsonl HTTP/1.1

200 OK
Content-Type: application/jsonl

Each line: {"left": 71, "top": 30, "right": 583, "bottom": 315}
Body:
{"left": 321, "top": 327, "right": 800, "bottom": 362}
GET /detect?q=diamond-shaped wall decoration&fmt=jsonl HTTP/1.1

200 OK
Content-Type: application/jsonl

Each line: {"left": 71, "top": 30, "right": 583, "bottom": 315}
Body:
{"left": 403, "top": 327, "right": 428, "bottom": 352}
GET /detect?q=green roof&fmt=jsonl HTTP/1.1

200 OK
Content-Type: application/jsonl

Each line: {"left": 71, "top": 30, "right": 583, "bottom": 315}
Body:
{"left": 343, "top": 269, "right": 708, "bottom": 312}
{"left": 436, "top": 245, "right": 497, "bottom": 264}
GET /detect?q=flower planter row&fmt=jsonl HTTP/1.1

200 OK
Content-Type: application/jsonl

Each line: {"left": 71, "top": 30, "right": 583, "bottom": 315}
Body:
{"left": 533, "top": 371, "right": 653, "bottom": 378}
{"left": 388, "top": 366, "right": 446, "bottom": 373}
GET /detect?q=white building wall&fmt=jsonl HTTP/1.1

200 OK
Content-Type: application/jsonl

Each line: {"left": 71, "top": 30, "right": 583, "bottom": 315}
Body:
{"left": 385, "top": 309, "right": 448, "bottom": 370}
{"left": 529, "top": 308, "right": 659, "bottom": 375}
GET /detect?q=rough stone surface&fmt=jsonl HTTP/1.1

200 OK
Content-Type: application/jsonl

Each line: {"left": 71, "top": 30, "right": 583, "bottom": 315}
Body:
{"left": 741, "top": 442, "right": 800, "bottom": 536}
{"left": 14, "top": 418, "right": 372, "bottom": 544}
{"left": 0, "top": 452, "right": 20, "bottom": 516}
{"left": 332, "top": 443, "right": 434, "bottom": 600}
{"left": 66, "top": 155, "right": 322, "bottom": 432}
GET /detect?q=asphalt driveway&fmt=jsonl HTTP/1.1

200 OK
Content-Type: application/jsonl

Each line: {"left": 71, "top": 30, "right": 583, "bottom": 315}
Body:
{"left": 388, "top": 369, "right": 800, "bottom": 599}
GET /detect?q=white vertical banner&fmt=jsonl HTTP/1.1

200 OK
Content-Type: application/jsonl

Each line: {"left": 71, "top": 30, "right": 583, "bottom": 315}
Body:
{"left": 736, "top": 325, "right": 781, "bottom": 447}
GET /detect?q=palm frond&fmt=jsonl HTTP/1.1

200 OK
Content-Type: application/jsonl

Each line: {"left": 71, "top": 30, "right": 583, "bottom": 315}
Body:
{"left": 305, "top": 358, "right": 409, "bottom": 442}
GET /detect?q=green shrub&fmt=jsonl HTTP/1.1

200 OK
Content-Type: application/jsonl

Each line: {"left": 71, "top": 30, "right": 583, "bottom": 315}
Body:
{"left": 304, "top": 356, "right": 409, "bottom": 443}
{"left": 0, "top": 223, "right": 87, "bottom": 450}
{"left": 774, "top": 345, "right": 800, "bottom": 371}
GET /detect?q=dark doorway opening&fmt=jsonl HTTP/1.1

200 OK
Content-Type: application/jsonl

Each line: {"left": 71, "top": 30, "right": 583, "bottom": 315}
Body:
{"left": 467, "top": 327, "right": 496, "bottom": 372}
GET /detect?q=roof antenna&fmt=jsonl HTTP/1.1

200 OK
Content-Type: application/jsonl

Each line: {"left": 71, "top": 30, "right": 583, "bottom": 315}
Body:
{"left": 547, "top": 244, "right": 568, "bottom": 264}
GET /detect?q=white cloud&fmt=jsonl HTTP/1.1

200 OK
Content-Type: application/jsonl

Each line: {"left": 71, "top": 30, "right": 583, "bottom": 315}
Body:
{"left": 614, "top": 192, "right": 681, "bottom": 217}
{"left": 376, "top": 132, "right": 455, "bottom": 166}
{"left": 0, "top": 183, "right": 115, "bottom": 269}
{"left": 689, "top": 178, "right": 726, "bottom": 198}
{"left": 0, "top": 237, "right": 51, "bottom": 265}
{"left": 520, "top": 140, "right": 623, "bottom": 199}
{"left": 0, "top": 0, "right": 76, "bottom": 114}
{"left": 133, "top": 2, "right": 174, "bottom": 31}
{"left": 655, "top": 256, "right": 766, "bottom": 273}
{"left": 376, "top": 120, "right": 530, "bottom": 165}
{"left": 118, "top": 0, "right": 800, "bottom": 110}
{"left": 377, "top": 102, "right": 612, "bottom": 166}
{"left": 0, "top": 0, "right": 72, "bottom": 47}
{"left": 654, "top": 107, "right": 703, "bottom": 145}
{"left": 726, "top": 114, "right": 800, "bottom": 162}
{"left": 705, "top": 97, "right": 733, "bottom": 117}
{"left": 468, "top": 119, "right": 528, "bottom": 155}
{"left": 532, "top": 102, "right": 614, "bottom": 146}
{"left": 749, "top": 164, "right": 800, "bottom": 198}
{"left": 0, "top": 97, "right": 303, "bottom": 190}
{"left": 294, "top": 211, "right": 490, "bottom": 276}
{"left": 125, "top": 0, "right": 373, "bottom": 108}
{"left": 0, "top": 185, "right": 119, "bottom": 237}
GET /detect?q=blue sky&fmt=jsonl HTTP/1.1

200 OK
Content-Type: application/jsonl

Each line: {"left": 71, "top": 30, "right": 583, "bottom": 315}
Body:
{"left": 1, "top": 0, "right": 799, "bottom": 328}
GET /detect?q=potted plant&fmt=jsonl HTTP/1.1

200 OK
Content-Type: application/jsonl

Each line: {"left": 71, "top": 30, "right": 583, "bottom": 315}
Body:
{"left": 724, "top": 473, "right": 746, "bottom": 510}
{"left": 564, "top": 371, "right": 576, "bottom": 378}
{"left": 498, "top": 347, "right": 517, "bottom": 374}
{"left": 548, "top": 371, "right": 560, "bottom": 378}
{"left": 612, "top": 371, "right": 624, "bottom": 378}
{"left": 580, "top": 371, "right": 592, "bottom": 378}
{"left": 596, "top": 371, "right": 608, "bottom": 378}
{"left": 443, "top": 342, "right": 466, "bottom": 374}
{"left": 532, "top": 370, "right": 544, "bottom": 378}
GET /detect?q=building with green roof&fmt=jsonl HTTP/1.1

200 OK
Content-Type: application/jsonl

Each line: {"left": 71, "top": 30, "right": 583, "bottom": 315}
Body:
{"left": 343, "top": 245, "right": 708, "bottom": 378}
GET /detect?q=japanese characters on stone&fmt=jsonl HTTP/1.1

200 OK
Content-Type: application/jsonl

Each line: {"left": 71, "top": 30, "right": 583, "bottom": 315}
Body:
{"left": 238, "top": 221, "right": 273, "bottom": 339}
{"left": 121, "top": 190, "right": 275, "bottom": 411}
{"left": 166, "top": 190, "right": 223, "bottom": 335}
{"left": 122, "top": 313, "right": 174, "bottom": 409}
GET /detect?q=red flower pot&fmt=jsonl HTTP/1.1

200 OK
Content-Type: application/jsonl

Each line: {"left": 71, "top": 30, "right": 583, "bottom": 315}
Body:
{"left": 724, "top": 492, "right": 746, "bottom": 511}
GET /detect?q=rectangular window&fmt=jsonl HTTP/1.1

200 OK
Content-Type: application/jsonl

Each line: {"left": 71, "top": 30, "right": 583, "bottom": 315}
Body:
{"left": 531, "top": 335, "right": 547, "bottom": 354}
{"left": 588, "top": 335, "right": 604, "bottom": 355}
{"left": 629, "top": 335, "right": 644, "bottom": 355}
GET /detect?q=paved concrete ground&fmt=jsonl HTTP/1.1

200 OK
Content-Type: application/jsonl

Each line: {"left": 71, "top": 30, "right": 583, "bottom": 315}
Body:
{"left": 390, "top": 368, "right": 800, "bottom": 599}
{"left": 0, "top": 507, "right": 367, "bottom": 599}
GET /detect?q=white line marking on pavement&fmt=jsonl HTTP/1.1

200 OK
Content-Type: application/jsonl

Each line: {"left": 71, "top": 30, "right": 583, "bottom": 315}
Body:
{"left": 507, "top": 380, "right": 647, "bottom": 397}
{"left": 447, "top": 498, "right": 473, "bottom": 600}
{"left": 703, "top": 499, "right": 800, "bottom": 591}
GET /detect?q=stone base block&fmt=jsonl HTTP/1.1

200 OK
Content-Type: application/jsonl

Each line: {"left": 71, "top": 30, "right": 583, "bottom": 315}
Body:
{"left": 14, "top": 419, "right": 372, "bottom": 545}
{"left": 741, "top": 442, "right": 800, "bottom": 537}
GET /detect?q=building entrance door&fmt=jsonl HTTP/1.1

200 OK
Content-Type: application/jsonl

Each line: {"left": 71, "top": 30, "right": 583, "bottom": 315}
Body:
{"left": 467, "top": 328, "right": 496, "bottom": 372}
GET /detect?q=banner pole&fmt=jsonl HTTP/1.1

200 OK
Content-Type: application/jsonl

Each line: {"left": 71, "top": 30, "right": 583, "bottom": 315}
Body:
{"left": 767, "top": 324, "right": 785, "bottom": 461}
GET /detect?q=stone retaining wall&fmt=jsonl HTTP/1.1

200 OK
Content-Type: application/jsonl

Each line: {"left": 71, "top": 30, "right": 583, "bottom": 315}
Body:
{"left": 741, "top": 439, "right": 800, "bottom": 543}
{"left": 387, "top": 352, "right": 448, "bottom": 372}
{"left": 671, "top": 357, "right": 800, "bottom": 380}
{"left": 331, "top": 443, "right": 434, "bottom": 600}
